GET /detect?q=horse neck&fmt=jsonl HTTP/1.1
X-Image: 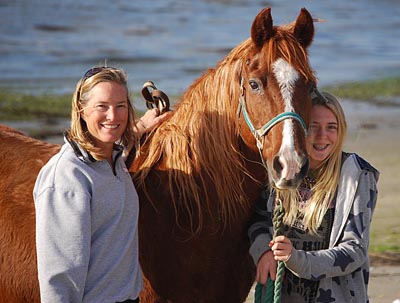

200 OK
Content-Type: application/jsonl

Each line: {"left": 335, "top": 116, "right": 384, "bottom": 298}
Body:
{"left": 132, "top": 59, "right": 266, "bottom": 229}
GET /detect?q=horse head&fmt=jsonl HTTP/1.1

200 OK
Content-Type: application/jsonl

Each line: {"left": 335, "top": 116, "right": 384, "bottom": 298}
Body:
{"left": 237, "top": 7, "right": 316, "bottom": 189}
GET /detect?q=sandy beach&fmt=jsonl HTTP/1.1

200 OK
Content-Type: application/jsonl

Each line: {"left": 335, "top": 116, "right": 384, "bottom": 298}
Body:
{"left": 245, "top": 99, "right": 400, "bottom": 303}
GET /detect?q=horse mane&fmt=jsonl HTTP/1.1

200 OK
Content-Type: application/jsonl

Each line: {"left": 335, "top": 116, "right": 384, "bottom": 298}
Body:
{"left": 134, "top": 44, "right": 247, "bottom": 231}
{"left": 134, "top": 26, "right": 316, "bottom": 231}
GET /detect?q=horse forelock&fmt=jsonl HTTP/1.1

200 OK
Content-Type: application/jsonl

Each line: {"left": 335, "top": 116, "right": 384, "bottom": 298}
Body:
{"left": 255, "top": 28, "right": 316, "bottom": 84}
{"left": 134, "top": 39, "right": 257, "bottom": 231}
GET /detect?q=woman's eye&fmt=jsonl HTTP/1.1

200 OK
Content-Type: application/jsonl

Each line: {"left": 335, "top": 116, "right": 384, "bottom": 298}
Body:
{"left": 95, "top": 104, "right": 108, "bottom": 111}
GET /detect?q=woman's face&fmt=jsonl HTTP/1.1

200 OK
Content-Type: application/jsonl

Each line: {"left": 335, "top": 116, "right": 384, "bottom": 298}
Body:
{"left": 306, "top": 105, "right": 338, "bottom": 169}
{"left": 81, "top": 81, "right": 129, "bottom": 153}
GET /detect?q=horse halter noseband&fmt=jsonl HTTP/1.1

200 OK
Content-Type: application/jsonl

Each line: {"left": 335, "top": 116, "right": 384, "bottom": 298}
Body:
{"left": 237, "top": 77, "right": 308, "bottom": 168}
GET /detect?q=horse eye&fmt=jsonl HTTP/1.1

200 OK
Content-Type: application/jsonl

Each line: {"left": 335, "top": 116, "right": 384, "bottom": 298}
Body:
{"left": 249, "top": 80, "right": 259, "bottom": 90}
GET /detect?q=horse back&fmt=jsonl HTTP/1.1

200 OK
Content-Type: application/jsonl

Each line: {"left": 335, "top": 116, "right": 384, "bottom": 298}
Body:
{"left": 0, "top": 125, "right": 60, "bottom": 303}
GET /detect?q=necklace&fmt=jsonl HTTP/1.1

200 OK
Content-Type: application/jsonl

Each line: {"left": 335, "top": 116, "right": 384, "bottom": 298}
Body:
{"left": 304, "top": 172, "right": 317, "bottom": 188}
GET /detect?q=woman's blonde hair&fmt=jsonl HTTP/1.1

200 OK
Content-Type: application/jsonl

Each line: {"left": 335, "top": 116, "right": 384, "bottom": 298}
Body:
{"left": 68, "top": 66, "right": 137, "bottom": 160}
{"left": 277, "top": 91, "right": 347, "bottom": 234}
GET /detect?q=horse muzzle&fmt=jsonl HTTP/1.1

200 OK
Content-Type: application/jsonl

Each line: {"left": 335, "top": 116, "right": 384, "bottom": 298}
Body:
{"left": 271, "top": 155, "right": 309, "bottom": 189}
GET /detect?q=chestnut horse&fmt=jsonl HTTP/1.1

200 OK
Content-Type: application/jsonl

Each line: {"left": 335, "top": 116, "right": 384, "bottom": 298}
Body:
{"left": 0, "top": 127, "right": 60, "bottom": 303}
{"left": 0, "top": 7, "right": 316, "bottom": 303}
{"left": 132, "top": 7, "right": 316, "bottom": 303}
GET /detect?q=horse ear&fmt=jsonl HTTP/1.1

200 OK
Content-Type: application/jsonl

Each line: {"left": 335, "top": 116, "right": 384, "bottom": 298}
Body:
{"left": 251, "top": 7, "right": 274, "bottom": 48}
{"left": 293, "top": 8, "right": 314, "bottom": 49}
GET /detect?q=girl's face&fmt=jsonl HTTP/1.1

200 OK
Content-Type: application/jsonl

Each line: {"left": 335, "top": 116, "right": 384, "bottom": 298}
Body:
{"left": 81, "top": 81, "right": 128, "bottom": 154}
{"left": 306, "top": 105, "right": 338, "bottom": 169}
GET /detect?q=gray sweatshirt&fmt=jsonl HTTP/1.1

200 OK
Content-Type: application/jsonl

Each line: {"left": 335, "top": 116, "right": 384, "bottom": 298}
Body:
{"left": 34, "top": 138, "right": 143, "bottom": 303}
{"left": 248, "top": 153, "right": 379, "bottom": 302}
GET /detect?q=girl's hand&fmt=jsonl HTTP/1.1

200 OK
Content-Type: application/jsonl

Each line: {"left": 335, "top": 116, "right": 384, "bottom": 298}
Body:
{"left": 256, "top": 250, "right": 277, "bottom": 284}
{"left": 270, "top": 235, "right": 293, "bottom": 262}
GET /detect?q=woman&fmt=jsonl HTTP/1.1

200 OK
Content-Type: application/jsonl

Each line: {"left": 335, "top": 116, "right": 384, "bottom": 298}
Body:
{"left": 248, "top": 91, "right": 379, "bottom": 302}
{"left": 33, "top": 66, "right": 170, "bottom": 303}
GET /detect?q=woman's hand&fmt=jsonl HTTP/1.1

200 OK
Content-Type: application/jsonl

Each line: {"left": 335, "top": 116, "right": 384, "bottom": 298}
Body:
{"left": 136, "top": 108, "right": 172, "bottom": 135}
{"left": 270, "top": 235, "right": 293, "bottom": 262}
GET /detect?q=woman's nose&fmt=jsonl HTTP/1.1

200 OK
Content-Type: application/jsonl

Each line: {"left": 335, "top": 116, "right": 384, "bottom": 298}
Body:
{"left": 106, "top": 107, "right": 116, "bottom": 119}
{"left": 316, "top": 128, "right": 327, "bottom": 137}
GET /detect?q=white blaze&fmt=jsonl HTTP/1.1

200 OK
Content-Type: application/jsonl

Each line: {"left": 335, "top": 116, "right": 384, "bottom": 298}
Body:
{"left": 272, "top": 58, "right": 301, "bottom": 182}
{"left": 272, "top": 58, "right": 298, "bottom": 112}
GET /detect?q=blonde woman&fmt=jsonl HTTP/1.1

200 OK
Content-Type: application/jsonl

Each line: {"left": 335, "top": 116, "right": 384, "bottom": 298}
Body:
{"left": 248, "top": 91, "right": 379, "bottom": 302}
{"left": 34, "top": 66, "right": 169, "bottom": 303}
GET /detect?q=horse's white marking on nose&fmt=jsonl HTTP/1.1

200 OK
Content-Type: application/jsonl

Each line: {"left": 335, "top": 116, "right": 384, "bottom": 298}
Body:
{"left": 272, "top": 58, "right": 300, "bottom": 180}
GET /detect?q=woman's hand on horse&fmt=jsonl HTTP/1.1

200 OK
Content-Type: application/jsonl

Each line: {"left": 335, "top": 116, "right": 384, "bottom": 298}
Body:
{"left": 256, "top": 250, "right": 277, "bottom": 284}
{"left": 270, "top": 235, "right": 293, "bottom": 262}
{"left": 138, "top": 108, "right": 172, "bottom": 133}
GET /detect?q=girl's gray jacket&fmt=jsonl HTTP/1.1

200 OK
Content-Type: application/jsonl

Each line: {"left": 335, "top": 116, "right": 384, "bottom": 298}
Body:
{"left": 248, "top": 152, "right": 379, "bottom": 302}
{"left": 34, "top": 138, "right": 143, "bottom": 303}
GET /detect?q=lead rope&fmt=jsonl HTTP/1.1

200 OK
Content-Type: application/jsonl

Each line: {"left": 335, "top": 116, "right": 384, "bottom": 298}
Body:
{"left": 254, "top": 200, "right": 285, "bottom": 303}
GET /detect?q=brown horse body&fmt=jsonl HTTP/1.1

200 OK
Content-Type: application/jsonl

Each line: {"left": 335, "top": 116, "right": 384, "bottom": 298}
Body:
{"left": 0, "top": 127, "right": 60, "bottom": 303}
{"left": 132, "top": 7, "right": 316, "bottom": 302}
{"left": 0, "top": 7, "right": 316, "bottom": 303}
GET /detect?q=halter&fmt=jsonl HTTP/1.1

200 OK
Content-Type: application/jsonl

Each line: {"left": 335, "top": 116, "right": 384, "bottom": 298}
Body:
{"left": 237, "top": 77, "right": 308, "bottom": 168}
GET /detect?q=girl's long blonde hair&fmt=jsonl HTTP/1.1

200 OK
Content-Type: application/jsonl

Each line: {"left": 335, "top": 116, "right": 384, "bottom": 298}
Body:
{"left": 277, "top": 91, "right": 347, "bottom": 234}
{"left": 68, "top": 67, "right": 137, "bottom": 160}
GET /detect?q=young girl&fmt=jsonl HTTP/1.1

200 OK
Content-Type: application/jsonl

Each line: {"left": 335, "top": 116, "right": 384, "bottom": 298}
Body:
{"left": 248, "top": 91, "right": 379, "bottom": 302}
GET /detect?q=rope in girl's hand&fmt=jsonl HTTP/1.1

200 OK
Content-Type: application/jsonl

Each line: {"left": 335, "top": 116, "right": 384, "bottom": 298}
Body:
{"left": 254, "top": 200, "right": 285, "bottom": 303}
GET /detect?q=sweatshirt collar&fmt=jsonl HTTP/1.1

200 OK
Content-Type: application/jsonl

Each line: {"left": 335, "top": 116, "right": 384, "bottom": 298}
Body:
{"left": 64, "top": 132, "right": 123, "bottom": 163}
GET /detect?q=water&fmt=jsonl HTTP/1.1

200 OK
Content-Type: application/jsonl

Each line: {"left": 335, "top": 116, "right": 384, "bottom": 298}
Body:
{"left": 1, "top": 0, "right": 400, "bottom": 111}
